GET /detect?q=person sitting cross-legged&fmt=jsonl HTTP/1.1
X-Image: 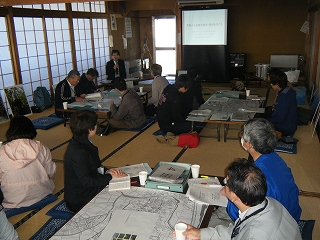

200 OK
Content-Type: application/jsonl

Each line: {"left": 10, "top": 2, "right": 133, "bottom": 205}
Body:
{"left": 106, "top": 78, "right": 146, "bottom": 134}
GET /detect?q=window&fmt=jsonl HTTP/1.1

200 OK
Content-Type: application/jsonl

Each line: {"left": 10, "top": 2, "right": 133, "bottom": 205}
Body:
{"left": 154, "top": 17, "right": 176, "bottom": 75}
{"left": 0, "top": 17, "right": 14, "bottom": 116}
{"left": 45, "top": 18, "right": 72, "bottom": 85}
{"left": 14, "top": 17, "right": 49, "bottom": 105}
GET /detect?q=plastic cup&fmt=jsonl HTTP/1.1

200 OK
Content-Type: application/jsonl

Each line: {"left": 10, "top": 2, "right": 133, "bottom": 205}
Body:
{"left": 191, "top": 164, "right": 200, "bottom": 178}
{"left": 63, "top": 102, "right": 68, "bottom": 109}
{"left": 139, "top": 86, "right": 143, "bottom": 93}
{"left": 98, "top": 167, "right": 104, "bottom": 175}
{"left": 246, "top": 89, "right": 250, "bottom": 97}
{"left": 175, "top": 223, "right": 187, "bottom": 240}
{"left": 139, "top": 171, "right": 148, "bottom": 186}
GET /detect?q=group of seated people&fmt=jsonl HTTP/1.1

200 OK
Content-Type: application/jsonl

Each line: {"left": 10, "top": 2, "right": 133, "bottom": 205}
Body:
{"left": 54, "top": 59, "right": 206, "bottom": 136}
{"left": 172, "top": 118, "right": 302, "bottom": 239}
{"left": 0, "top": 116, "right": 302, "bottom": 239}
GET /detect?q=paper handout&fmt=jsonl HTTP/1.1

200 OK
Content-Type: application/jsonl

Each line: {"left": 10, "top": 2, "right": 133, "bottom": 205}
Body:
{"left": 186, "top": 178, "right": 228, "bottom": 207}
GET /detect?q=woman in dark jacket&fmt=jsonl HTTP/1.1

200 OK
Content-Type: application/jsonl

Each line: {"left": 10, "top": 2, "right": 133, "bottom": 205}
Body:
{"left": 64, "top": 110, "right": 126, "bottom": 212}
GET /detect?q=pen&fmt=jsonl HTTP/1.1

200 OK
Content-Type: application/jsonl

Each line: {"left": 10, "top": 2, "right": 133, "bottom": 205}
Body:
{"left": 200, "top": 175, "right": 209, "bottom": 178}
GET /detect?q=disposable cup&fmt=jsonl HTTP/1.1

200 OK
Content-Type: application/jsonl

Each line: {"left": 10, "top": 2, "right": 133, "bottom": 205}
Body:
{"left": 98, "top": 167, "right": 104, "bottom": 175}
{"left": 175, "top": 222, "right": 187, "bottom": 240}
{"left": 139, "top": 86, "right": 143, "bottom": 93}
{"left": 139, "top": 171, "right": 148, "bottom": 186}
{"left": 63, "top": 102, "right": 68, "bottom": 109}
{"left": 191, "top": 164, "right": 200, "bottom": 178}
{"left": 246, "top": 89, "right": 250, "bottom": 97}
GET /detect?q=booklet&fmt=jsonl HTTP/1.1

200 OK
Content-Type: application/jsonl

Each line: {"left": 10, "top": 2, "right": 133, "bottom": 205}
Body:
{"left": 148, "top": 163, "right": 186, "bottom": 184}
{"left": 186, "top": 178, "right": 228, "bottom": 207}
{"left": 108, "top": 175, "right": 131, "bottom": 191}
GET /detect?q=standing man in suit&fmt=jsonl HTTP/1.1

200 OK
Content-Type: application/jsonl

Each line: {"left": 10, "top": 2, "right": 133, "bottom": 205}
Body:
{"left": 106, "top": 50, "right": 126, "bottom": 81}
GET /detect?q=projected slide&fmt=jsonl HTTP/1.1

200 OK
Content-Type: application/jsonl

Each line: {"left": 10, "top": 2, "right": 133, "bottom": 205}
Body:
{"left": 182, "top": 9, "right": 228, "bottom": 45}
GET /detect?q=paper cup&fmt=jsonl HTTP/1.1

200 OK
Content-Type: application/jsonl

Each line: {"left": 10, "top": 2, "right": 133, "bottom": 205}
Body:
{"left": 175, "top": 223, "right": 187, "bottom": 240}
{"left": 139, "top": 86, "right": 143, "bottom": 93}
{"left": 246, "top": 89, "right": 250, "bottom": 97}
{"left": 191, "top": 164, "right": 200, "bottom": 178}
{"left": 63, "top": 102, "right": 68, "bottom": 109}
{"left": 98, "top": 167, "right": 104, "bottom": 175}
{"left": 139, "top": 171, "right": 148, "bottom": 186}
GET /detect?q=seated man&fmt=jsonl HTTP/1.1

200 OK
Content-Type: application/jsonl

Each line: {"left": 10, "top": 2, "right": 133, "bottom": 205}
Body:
{"left": 175, "top": 158, "right": 301, "bottom": 240}
{"left": 265, "top": 68, "right": 298, "bottom": 136}
{"left": 75, "top": 68, "right": 99, "bottom": 95}
{"left": 55, "top": 69, "right": 85, "bottom": 118}
{"left": 106, "top": 50, "right": 126, "bottom": 81}
{"left": 156, "top": 74, "right": 193, "bottom": 135}
{"left": 108, "top": 78, "right": 146, "bottom": 132}
{"left": 210, "top": 118, "right": 301, "bottom": 227}
{"left": 64, "top": 110, "right": 126, "bottom": 212}
{"left": 144, "top": 63, "right": 169, "bottom": 116}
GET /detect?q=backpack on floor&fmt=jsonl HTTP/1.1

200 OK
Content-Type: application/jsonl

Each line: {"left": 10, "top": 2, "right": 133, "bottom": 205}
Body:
{"left": 33, "top": 87, "right": 53, "bottom": 111}
{"left": 157, "top": 131, "right": 200, "bottom": 148}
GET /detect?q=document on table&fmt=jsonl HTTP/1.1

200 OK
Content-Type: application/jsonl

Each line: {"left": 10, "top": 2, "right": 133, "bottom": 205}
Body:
{"left": 85, "top": 92, "right": 102, "bottom": 99}
{"left": 187, "top": 109, "right": 212, "bottom": 122}
{"left": 114, "top": 163, "right": 152, "bottom": 177}
{"left": 209, "top": 112, "right": 230, "bottom": 121}
{"left": 109, "top": 175, "right": 131, "bottom": 191}
{"left": 99, "top": 210, "right": 158, "bottom": 240}
{"left": 186, "top": 178, "right": 228, "bottom": 207}
{"left": 239, "top": 107, "right": 265, "bottom": 113}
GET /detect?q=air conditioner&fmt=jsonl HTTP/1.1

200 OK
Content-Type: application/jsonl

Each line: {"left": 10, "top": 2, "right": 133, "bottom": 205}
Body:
{"left": 178, "top": 0, "right": 224, "bottom": 6}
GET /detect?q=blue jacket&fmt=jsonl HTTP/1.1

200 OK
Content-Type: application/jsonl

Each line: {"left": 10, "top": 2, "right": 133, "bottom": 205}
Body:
{"left": 227, "top": 152, "right": 301, "bottom": 222}
{"left": 268, "top": 87, "right": 297, "bottom": 136}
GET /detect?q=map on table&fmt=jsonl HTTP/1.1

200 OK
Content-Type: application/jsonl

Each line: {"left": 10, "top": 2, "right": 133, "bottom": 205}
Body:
{"left": 50, "top": 187, "right": 208, "bottom": 240}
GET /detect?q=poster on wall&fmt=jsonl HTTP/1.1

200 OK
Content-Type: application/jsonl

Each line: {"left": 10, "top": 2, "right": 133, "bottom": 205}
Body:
{"left": 4, "top": 85, "right": 32, "bottom": 117}
{"left": 125, "top": 17, "right": 132, "bottom": 38}
{"left": 0, "top": 94, "right": 9, "bottom": 124}
{"left": 110, "top": 14, "right": 117, "bottom": 30}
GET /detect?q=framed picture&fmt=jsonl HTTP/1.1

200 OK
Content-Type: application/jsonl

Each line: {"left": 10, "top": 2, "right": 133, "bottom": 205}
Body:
{"left": 4, "top": 85, "right": 32, "bottom": 117}
{"left": 0, "top": 94, "right": 9, "bottom": 123}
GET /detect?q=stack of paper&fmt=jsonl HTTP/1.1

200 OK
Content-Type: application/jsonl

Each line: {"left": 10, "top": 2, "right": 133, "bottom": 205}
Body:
{"left": 109, "top": 175, "right": 131, "bottom": 191}
{"left": 186, "top": 178, "right": 228, "bottom": 207}
{"left": 148, "top": 164, "right": 186, "bottom": 184}
{"left": 85, "top": 92, "right": 102, "bottom": 99}
{"left": 187, "top": 109, "right": 212, "bottom": 122}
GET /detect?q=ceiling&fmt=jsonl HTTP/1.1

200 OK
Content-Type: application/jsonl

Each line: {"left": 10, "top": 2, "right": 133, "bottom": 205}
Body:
{"left": 0, "top": 0, "right": 125, "bottom": 7}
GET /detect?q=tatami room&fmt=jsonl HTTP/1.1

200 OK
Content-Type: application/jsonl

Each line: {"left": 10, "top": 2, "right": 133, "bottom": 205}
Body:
{"left": 0, "top": 0, "right": 320, "bottom": 239}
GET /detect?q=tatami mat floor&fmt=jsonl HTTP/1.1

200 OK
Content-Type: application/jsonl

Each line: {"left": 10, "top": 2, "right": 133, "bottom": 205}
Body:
{"left": 0, "top": 81, "right": 319, "bottom": 239}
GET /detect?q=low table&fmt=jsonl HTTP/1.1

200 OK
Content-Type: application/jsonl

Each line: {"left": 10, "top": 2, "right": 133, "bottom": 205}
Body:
{"left": 49, "top": 175, "right": 221, "bottom": 239}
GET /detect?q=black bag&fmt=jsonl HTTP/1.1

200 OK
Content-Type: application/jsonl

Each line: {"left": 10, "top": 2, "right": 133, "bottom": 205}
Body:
{"left": 33, "top": 87, "right": 53, "bottom": 111}
{"left": 96, "top": 123, "right": 110, "bottom": 136}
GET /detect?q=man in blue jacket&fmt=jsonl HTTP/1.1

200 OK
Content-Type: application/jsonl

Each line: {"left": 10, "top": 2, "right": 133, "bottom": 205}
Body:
{"left": 266, "top": 68, "right": 298, "bottom": 136}
{"left": 209, "top": 118, "right": 301, "bottom": 227}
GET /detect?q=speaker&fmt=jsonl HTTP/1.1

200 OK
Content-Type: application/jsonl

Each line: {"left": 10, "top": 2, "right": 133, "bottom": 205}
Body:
{"left": 229, "top": 53, "right": 245, "bottom": 80}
